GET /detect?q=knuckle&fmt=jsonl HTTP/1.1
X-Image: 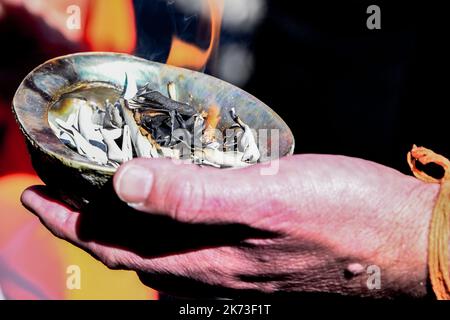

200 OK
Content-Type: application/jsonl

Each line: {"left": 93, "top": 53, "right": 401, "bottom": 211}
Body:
{"left": 45, "top": 207, "right": 72, "bottom": 238}
{"left": 98, "top": 254, "right": 116, "bottom": 269}
{"left": 166, "top": 177, "right": 204, "bottom": 223}
{"left": 92, "top": 247, "right": 146, "bottom": 271}
{"left": 103, "top": 257, "right": 120, "bottom": 270}
{"left": 95, "top": 249, "right": 122, "bottom": 270}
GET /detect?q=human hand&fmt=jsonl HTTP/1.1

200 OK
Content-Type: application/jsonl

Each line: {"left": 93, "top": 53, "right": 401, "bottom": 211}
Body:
{"left": 21, "top": 154, "right": 439, "bottom": 298}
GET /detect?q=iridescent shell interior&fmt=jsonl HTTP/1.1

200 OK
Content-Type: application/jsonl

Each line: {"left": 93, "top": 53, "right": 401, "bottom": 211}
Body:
{"left": 14, "top": 52, "right": 294, "bottom": 175}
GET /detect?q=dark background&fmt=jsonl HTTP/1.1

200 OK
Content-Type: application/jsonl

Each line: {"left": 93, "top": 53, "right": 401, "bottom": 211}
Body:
{"left": 244, "top": 1, "right": 449, "bottom": 174}
{"left": 1, "top": 0, "right": 449, "bottom": 174}
{"left": 131, "top": 0, "right": 450, "bottom": 175}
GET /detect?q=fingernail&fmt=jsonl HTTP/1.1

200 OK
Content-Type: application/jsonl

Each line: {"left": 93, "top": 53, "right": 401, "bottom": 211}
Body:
{"left": 21, "top": 187, "right": 43, "bottom": 213}
{"left": 115, "top": 164, "right": 154, "bottom": 204}
{"left": 21, "top": 188, "right": 69, "bottom": 222}
{"left": 21, "top": 189, "right": 37, "bottom": 212}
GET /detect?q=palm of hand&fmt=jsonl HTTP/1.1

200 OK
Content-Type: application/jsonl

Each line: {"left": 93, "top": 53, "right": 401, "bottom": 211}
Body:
{"left": 21, "top": 155, "right": 438, "bottom": 298}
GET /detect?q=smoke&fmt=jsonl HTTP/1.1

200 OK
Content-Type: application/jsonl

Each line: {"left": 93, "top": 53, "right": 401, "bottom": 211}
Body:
{"left": 133, "top": 0, "right": 263, "bottom": 86}
{"left": 172, "top": 0, "right": 203, "bottom": 15}
{"left": 217, "top": 44, "right": 254, "bottom": 86}
{"left": 173, "top": 0, "right": 267, "bottom": 32}
{"left": 222, "top": 0, "right": 266, "bottom": 32}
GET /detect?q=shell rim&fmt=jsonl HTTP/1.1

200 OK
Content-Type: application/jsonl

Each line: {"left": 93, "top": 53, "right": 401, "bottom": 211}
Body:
{"left": 12, "top": 52, "right": 295, "bottom": 176}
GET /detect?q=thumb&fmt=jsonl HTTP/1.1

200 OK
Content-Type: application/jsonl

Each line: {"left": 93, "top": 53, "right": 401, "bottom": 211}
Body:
{"left": 113, "top": 158, "right": 280, "bottom": 225}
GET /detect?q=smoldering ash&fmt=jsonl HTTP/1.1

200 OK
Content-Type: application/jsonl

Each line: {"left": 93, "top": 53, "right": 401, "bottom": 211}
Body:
{"left": 50, "top": 73, "right": 261, "bottom": 169}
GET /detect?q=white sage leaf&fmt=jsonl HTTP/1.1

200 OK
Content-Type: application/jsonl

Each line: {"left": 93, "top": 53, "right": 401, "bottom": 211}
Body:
{"left": 60, "top": 131, "right": 77, "bottom": 149}
{"left": 118, "top": 99, "right": 159, "bottom": 158}
{"left": 160, "top": 146, "right": 180, "bottom": 159}
{"left": 167, "top": 81, "right": 178, "bottom": 101}
{"left": 78, "top": 102, "right": 106, "bottom": 152}
{"left": 100, "top": 128, "right": 128, "bottom": 163}
{"left": 196, "top": 147, "right": 250, "bottom": 168}
{"left": 56, "top": 118, "right": 108, "bottom": 165}
{"left": 104, "top": 100, "right": 124, "bottom": 129}
{"left": 230, "top": 108, "right": 260, "bottom": 163}
{"left": 121, "top": 125, "right": 133, "bottom": 161}
{"left": 124, "top": 72, "right": 138, "bottom": 100}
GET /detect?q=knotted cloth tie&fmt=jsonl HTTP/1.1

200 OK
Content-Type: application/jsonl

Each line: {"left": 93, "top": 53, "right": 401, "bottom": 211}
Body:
{"left": 407, "top": 145, "right": 450, "bottom": 300}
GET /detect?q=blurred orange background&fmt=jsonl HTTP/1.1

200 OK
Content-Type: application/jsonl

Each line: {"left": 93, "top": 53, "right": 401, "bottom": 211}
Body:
{"left": 0, "top": 0, "right": 155, "bottom": 300}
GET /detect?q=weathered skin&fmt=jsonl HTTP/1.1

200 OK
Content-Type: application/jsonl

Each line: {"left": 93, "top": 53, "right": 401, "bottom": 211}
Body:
{"left": 21, "top": 154, "right": 440, "bottom": 299}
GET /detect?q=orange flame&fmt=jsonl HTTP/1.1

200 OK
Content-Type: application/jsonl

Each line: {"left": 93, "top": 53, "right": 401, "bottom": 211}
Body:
{"left": 204, "top": 105, "right": 221, "bottom": 143}
{"left": 84, "top": 0, "right": 136, "bottom": 53}
{"left": 205, "top": 105, "right": 221, "bottom": 131}
{"left": 166, "top": 0, "right": 223, "bottom": 70}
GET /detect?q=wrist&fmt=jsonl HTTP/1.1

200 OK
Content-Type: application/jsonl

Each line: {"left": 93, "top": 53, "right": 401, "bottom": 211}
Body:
{"left": 389, "top": 180, "right": 440, "bottom": 297}
{"left": 407, "top": 181, "right": 440, "bottom": 297}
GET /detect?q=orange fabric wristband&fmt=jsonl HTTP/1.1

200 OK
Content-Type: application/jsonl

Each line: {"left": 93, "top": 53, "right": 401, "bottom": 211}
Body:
{"left": 407, "top": 145, "right": 450, "bottom": 300}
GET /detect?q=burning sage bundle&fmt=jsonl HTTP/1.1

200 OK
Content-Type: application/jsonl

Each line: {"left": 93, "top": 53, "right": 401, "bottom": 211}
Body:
{"left": 49, "top": 74, "right": 261, "bottom": 169}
